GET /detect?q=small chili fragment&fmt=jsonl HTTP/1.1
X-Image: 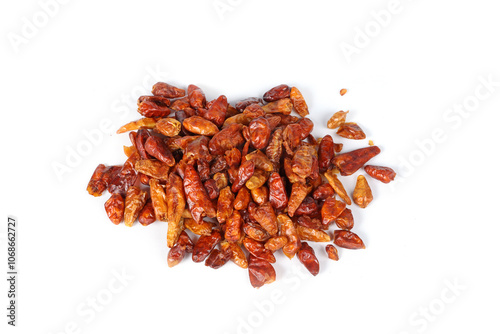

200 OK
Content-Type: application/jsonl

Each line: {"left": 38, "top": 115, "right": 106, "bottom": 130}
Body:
{"left": 325, "top": 244, "right": 339, "bottom": 261}
{"left": 327, "top": 110, "right": 349, "bottom": 129}
{"left": 337, "top": 122, "right": 366, "bottom": 140}
{"left": 248, "top": 255, "right": 276, "bottom": 288}
{"left": 297, "top": 242, "right": 320, "bottom": 276}
{"left": 138, "top": 200, "right": 156, "bottom": 226}
{"left": 335, "top": 208, "right": 354, "bottom": 230}
{"left": 263, "top": 84, "right": 291, "bottom": 102}
{"left": 152, "top": 82, "right": 185, "bottom": 98}
{"left": 184, "top": 218, "right": 213, "bottom": 236}
{"left": 297, "top": 226, "right": 331, "bottom": 242}
{"left": 117, "top": 118, "right": 157, "bottom": 134}
{"left": 192, "top": 229, "right": 222, "bottom": 263}
{"left": 333, "top": 230, "right": 365, "bottom": 249}
{"left": 364, "top": 165, "right": 396, "bottom": 183}
{"left": 124, "top": 186, "right": 148, "bottom": 227}
{"left": 205, "top": 248, "right": 231, "bottom": 269}
{"left": 352, "top": 175, "right": 373, "bottom": 209}
{"left": 324, "top": 169, "right": 351, "bottom": 205}
{"left": 220, "top": 241, "right": 248, "bottom": 269}
{"left": 104, "top": 193, "right": 125, "bottom": 225}
{"left": 290, "top": 87, "right": 309, "bottom": 117}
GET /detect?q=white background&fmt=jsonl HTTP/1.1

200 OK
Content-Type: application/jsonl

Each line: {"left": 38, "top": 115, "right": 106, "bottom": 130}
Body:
{"left": 1, "top": 0, "right": 499, "bottom": 333}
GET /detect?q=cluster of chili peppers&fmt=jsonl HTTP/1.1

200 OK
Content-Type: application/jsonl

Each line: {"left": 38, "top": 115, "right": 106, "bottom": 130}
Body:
{"left": 87, "top": 82, "right": 396, "bottom": 288}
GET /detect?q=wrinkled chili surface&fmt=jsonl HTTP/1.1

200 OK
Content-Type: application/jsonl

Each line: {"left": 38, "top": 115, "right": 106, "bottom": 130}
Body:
{"left": 87, "top": 83, "right": 396, "bottom": 288}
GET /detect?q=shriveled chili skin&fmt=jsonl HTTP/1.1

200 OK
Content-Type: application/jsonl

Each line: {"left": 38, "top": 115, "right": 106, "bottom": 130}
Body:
{"left": 149, "top": 178, "right": 168, "bottom": 221}
{"left": 198, "top": 95, "right": 227, "bottom": 127}
{"left": 231, "top": 160, "right": 255, "bottom": 193}
{"left": 364, "top": 165, "right": 396, "bottom": 183}
{"left": 297, "top": 215, "right": 322, "bottom": 230}
{"left": 262, "top": 98, "right": 293, "bottom": 115}
{"left": 134, "top": 159, "right": 170, "bottom": 181}
{"left": 327, "top": 110, "right": 349, "bottom": 129}
{"left": 264, "top": 236, "right": 289, "bottom": 252}
{"left": 288, "top": 182, "right": 311, "bottom": 217}
{"left": 268, "top": 172, "right": 288, "bottom": 210}
{"left": 263, "top": 84, "right": 291, "bottom": 102}
{"left": 245, "top": 150, "right": 273, "bottom": 172}
{"left": 104, "top": 193, "right": 125, "bottom": 225}
{"left": 266, "top": 127, "right": 283, "bottom": 172}
{"left": 152, "top": 82, "right": 185, "bottom": 98}
{"left": 144, "top": 136, "right": 175, "bottom": 166}
{"left": 243, "top": 237, "right": 276, "bottom": 263}
{"left": 292, "top": 144, "right": 317, "bottom": 179}
{"left": 166, "top": 173, "right": 186, "bottom": 247}
{"left": 225, "top": 210, "right": 243, "bottom": 243}
{"left": 124, "top": 186, "right": 148, "bottom": 227}
{"left": 333, "top": 230, "right": 365, "bottom": 249}
{"left": 248, "top": 255, "right": 276, "bottom": 288}
{"left": 295, "top": 196, "right": 319, "bottom": 216}
{"left": 318, "top": 135, "right": 335, "bottom": 172}
{"left": 225, "top": 148, "right": 241, "bottom": 169}
{"left": 167, "top": 231, "right": 194, "bottom": 268}
{"left": 325, "top": 244, "right": 339, "bottom": 261}
{"left": 184, "top": 164, "right": 216, "bottom": 223}
{"left": 155, "top": 118, "right": 182, "bottom": 137}
{"left": 313, "top": 183, "right": 335, "bottom": 201}
{"left": 335, "top": 208, "right": 354, "bottom": 230}
{"left": 117, "top": 118, "right": 157, "bottom": 134}
{"left": 209, "top": 123, "right": 245, "bottom": 155}
{"left": 337, "top": 122, "right": 366, "bottom": 140}
{"left": 204, "top": 179, "right": 220, "bottom": 200}
{"left": 290, "top": 87, "right": 309, "bottom": 117}
{"left": 87, "top": 164, "right": 121, "bottom": 197}
{"left": 205, "top": 248, "right": 231, "bottom": 269}
{"left": 192, "top": 230, "right": 222, "bottom": 263}
{"left": 184, "top": 218, "right": 213, "bottom": 236}
{"left": 297, "top": 242, "right": 320, "bottom": 276}
{"left": 249, "top": 117, "right": 272, "bottom": 150}
{"left": 138, "top": 200, "right": 156, "bottom": 226}
{"left": 324, "top": 170, "right": 351, "bottom": 205}
{"left": 321, "top": 197, "right": 347, "bottom": 227}
{"left": 243, "top": 221, "right": 271, "bottom": 242}
{"left": 220, "top": 241, "right": 248, "bottom": 269}
{"left": 252, "top": 202, "right": 278, "bottom": 236}
{"left": 137, "top": 96, "right": 171, "bottom": 117}
{"left": 297, "top": 226, "right": 330, "bottom": 242}
{"left": 277, "top": 214, "right": 301, "bottom": 259}
{"left": 183, "top": 116, "right": 219, "bottom": 136}
{"left": 353, "top": 175, "right": 373, "bottom": 208}
{"left": 187, "top": 84, "right": 206, "bottom": 109}
{"left": 243, "top": 103, "right": 266, "bottom": 119}
{"left": 233, "top": 187, "right": 251, "bottom": 211}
